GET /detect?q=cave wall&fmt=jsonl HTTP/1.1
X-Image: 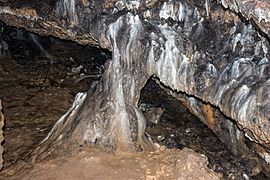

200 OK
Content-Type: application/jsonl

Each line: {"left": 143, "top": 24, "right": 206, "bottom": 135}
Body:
{"left": 218, "top": 0, "right": 270, "bottom": 37}
{"left": 0, "top": 0, "right": 269, "bottom": 172}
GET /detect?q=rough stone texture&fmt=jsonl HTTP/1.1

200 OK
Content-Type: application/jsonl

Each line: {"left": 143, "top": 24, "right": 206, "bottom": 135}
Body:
{"left": 0, "top": 0, "right": 269, "bottom": 175}
{"left": 218, "top": 0, "right": 270, "bottom": 37}
{"left": 0, "top": 100, "right": 4, "bottom": 170}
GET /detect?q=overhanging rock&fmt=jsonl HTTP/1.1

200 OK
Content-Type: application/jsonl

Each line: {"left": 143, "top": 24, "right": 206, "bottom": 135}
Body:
{"left": 0, "top": 0, "right": 269, "bottom": 174}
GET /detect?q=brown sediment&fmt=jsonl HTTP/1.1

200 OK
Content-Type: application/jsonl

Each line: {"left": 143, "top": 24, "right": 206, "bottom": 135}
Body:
{"left": 202, "top": 103, "right": 217, "bottom": 130}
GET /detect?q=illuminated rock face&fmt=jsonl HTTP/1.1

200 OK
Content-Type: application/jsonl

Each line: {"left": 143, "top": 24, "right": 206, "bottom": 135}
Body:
{"left": 0, "top": 0, "right": 269, "bottom": 173}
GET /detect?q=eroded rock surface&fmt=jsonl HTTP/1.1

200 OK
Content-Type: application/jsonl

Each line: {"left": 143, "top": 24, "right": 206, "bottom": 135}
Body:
{"left": 218, "top": 0, "right": 270, "bottom": 37}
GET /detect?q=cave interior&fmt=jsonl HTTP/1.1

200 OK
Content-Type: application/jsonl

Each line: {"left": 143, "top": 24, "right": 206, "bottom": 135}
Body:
{"left": 0, "top": 0, "right": 269, "bottom": 179}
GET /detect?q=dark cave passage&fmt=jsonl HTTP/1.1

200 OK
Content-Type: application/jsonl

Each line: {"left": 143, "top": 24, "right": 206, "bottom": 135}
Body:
{"left": 0, "top": 22, "right": 111, "bottom": 168}
{"left": 139, "top": 78, "right": 267, "bottom": 179}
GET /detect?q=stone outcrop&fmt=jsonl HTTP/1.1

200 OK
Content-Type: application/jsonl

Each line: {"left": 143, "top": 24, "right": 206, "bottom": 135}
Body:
{"left": 0, "top": 0, "right": 269, "bottom": 175}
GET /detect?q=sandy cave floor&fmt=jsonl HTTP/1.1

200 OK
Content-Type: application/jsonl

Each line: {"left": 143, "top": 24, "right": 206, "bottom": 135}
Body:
{"left": 5, "top": 146, "right": 222, "bottom": 180}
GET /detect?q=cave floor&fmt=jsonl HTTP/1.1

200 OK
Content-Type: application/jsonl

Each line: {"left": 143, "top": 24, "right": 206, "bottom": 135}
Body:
{"left": 3, "top": 146, "right": 222, "bottom": 180}
{"left": 0, "top": 34, "right": 266, "bottom": 179}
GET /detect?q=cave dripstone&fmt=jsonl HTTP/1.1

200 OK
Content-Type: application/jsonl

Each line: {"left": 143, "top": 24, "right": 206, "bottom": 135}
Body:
{"left": 0, "top": 0, "right": 269, "bottom": 176}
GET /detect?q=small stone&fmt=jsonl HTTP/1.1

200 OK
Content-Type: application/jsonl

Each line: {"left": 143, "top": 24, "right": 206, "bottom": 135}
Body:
{"left": 154, "top": 143, "right": 160, "bottom": 149}
{"left": 159, "top": 146, "right": 166, "bottom": 151}
{"left": 243, "top": 173, "right": 249, "bottom": 180}
{"left": 157, "top": 135, "right": 165, "bottom": 141}
{"left": 185, "top": 128, "right": 191, "bottom": 133}
{"left": 146, "top": 175, "right": 156, "bottom": 180}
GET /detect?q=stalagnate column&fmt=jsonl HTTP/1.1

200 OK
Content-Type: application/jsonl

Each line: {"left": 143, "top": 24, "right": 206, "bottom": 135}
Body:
{"left": 33, "top": 12, "right": 156, "bottom": 159}
{"left": 69, "top": 13, "right": 154, "bottom": 151}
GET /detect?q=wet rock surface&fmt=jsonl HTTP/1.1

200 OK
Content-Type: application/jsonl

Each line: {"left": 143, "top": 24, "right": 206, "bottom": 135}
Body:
{"left": 218, "top": 0, "right": 270, "bottom": 38}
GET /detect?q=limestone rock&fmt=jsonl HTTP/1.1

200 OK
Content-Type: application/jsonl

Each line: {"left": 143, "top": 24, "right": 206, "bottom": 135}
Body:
{"left": 218, "top": 0, "right": 270, "bottom": 37}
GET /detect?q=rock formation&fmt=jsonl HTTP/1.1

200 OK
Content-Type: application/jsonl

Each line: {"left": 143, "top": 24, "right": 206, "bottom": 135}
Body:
{"left": 0, "top": 0, "right": 269, "bottom": 175}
